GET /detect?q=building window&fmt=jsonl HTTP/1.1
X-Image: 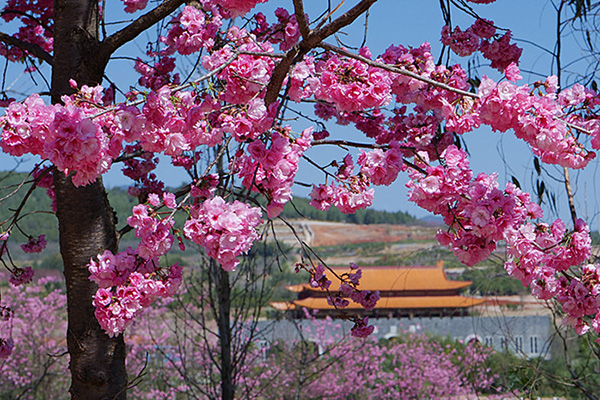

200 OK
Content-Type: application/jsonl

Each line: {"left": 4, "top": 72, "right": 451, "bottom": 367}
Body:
{"left": 514, "top": 336, "right": 523, "bottom": 352}
{"left": 484, "top": 336, "right": 493, "bottom": 347}
{"left": 530, "top": 336, "right": 539, "bottom": 354}
{"left": 500, "top": 337, "right": 508, "bottom": 351}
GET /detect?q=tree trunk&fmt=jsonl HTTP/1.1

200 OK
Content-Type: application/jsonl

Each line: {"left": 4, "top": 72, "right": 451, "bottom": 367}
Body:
{"left": 213, "top": 261, "right": 234, "bottom": 400}
{"left": 52, "top": 0, "right": 127, "bottom": 398}
{"left": 54, "top": 175, "right": 127, "bottom": 400}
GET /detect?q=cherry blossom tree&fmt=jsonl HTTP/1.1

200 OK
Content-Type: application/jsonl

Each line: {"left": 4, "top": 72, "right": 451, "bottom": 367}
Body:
{"left": 2, "top": 0, "right": 600, "bottom": 398}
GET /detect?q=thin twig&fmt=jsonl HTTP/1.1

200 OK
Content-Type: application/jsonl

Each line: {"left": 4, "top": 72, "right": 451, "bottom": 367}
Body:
{"left": 0, "top": 31, "right": 53, "bottom": 65}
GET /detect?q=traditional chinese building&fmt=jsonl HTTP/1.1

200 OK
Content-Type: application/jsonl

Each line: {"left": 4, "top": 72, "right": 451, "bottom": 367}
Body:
{"left": 271, "top": 261, "right": 485, "bottom": 318}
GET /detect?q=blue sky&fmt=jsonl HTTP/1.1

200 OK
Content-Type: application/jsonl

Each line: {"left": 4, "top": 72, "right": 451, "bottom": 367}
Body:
{"left": 1, "top": 0, "right": 597, "bottom": 225}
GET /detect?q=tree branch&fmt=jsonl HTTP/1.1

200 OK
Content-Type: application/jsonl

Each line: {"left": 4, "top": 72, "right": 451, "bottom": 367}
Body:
{"left": 312, "top": 139, "right": 387, "bottom": 149}
{"left": 0, "top": 10, "right": 53, "bottom": 33}
{"left": 314, "top": 0, "right": 377, "bottom": 42}
{"left": 563, "top": 166, "right": 578, "bottom": 225}
{"left": 292, "top": 0, "right": 310, "bottom": 39}
{"left": 98, "top": 0, "right": 185, "bottom": 63}
{"left": 264, "top": 0, "right": 378, "bottom": 106}
{"left": 0, "top": 31, "right": 53, "bottom": 65}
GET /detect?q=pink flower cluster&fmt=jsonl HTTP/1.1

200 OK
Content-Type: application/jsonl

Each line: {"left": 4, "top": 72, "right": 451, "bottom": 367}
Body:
{"left": 478, "top": 75, "right": 596, "bottom": 169}
{"left": 363, "top": 42, "right": 473, "bottom": 151}
{"left": 127, "top": 204, "right": 175, "bottom": 260}
{"left": 381, "top": 42, "right": 470, "bottom": 112}
{"left": 252, "top": 8, "right": 301, "bottom": 51}
{"left": 45, "top": 104, "right": 111, "bottom": 186}
{"left": 183, "top": 196, "right": 262, "bottom": 271}
{"left": 202, "top": 29, "right": 275, "bottom": 105}
{"left": 134, "top": 56, "right": 180, "bottom": 91}
{"left": 315, "top": 54, "right": 392, "bottom": 112}
{"left": 309, "top": 179, "right": 375, "bottom": 215}
{"left": 0, "top": 87, "right": 122, "bottom": 186}
{"left": 90, "top": 251, "right": 183, "bottom": 336}
{"left": 161, "top": 6, "right": 221, "bottom": 55}
{"left": 1, "top": 94, "right": 52, "bottom": 157}
{"left": 558, "top": 83, "right": 597, "bottom": 107}
{"left": 88, "top": 197, "right": 185, "bottom": 336}
{"left": 234, "top": 128, "right": 312, "bottom": 218}
{"left": 288, "top": 57, "right": 317, "bottom": 102}
{"left": 442, "top": 19, "right": 522, "bottom": 71}
{"left": 441, "top": 24, "right": 483, "bottom": 57}
{"left": 121, "top": 0, "right": 148, "bottom": 13}
{"left": 350, "top": 316, "right": 375, "bottom": 338}
{"left": 505, "top": 218, "right": 591, "bottom": 294}
{"left": 479, "top": 32, "right": 523, "bottom": 71}
{"left": 20, "top": 235, "right": 46, "bottom": 253}
{"left": 503, "top": 218, "right": 599, "bottom": 333}
{"left": 442, "top": 18, "right": 495, "bottom": 54}
{"left": 357, "top": 145, "right": 404, "bottom": 186}
{"left": 134, "top": 86, "right": 235, "bottom": 157}
{"left": 308, "top": 153, "right": 375, "bottom": 215}
{"left": 336, "top": 281, "right": 380, "bottom": 311}
{"left": 9, "top": 266, "right": 34, "bottom": 287}
{"left": 213, "top": 0, "right": 267, "bottom": 19}
{"left": 309, "top": 264, "right": 332, "bottom": 290}
{"left": 559, "top": 263, "right": 600, "bottom": 335}
{"left": 309, "top": 180, "right": 375, "bottom": 215}
{"left": 89, "top": 247, "right": 145, "bottom": 288}
{"left": 407, "top": 145, "right": 542, "bottom": 266}
{"left": 326, "top": 265, "right": 380, "bottom": 312}
{"left": 0, "top": 338, "right": 14, "bottom": 360}
{"left": 301, "top": 262, "right": 379, "bottom": 336}
{"left": 216, "top": 97, "right": 276, "bottom": 142}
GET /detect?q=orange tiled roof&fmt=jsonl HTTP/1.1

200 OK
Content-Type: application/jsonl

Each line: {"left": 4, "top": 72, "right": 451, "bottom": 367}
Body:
{"left": 286, "top": 264, "right": 471, "bottom": 293}
{"left": 291, "top": 295, "right": 485, "bottom": 310}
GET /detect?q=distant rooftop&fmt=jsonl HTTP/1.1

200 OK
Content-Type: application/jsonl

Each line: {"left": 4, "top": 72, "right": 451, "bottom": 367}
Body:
{"left": 272, "top": 261, "right": 486, "bottom": 317}
{"left": 286, "top": 261, "right": 471, "bottom": 294}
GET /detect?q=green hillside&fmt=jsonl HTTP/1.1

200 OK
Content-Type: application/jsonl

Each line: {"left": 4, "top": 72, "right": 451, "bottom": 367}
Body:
{"left": 0, "top": 171, "right": 419, "bottom": 245}
{"left": 0, "top": 171, "right": 138, "bottom": 242}
{"left": 0, "top": 170, "right": 58, "bottom": 242}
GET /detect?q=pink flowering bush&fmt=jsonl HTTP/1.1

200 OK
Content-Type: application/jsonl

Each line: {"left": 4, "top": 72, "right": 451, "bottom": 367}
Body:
{"left": 239, "top": 319, "right": 495, "bottom": 399}
{"left": 0, "top": 276, "right": 69, "bottom": 397}
{"left": 122, "top": 292, "right": 497, "bottom": 399}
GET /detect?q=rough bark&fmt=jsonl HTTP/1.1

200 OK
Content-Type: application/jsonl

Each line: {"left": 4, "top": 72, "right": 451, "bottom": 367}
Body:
{"left": 52, "top": 0, "right": 126, "bottom": 398}
{"left": 54, "top": 174, "right": 127, "bottom": 400}
{"left": 213, "top": 262, "right": 234, "bottom": 400}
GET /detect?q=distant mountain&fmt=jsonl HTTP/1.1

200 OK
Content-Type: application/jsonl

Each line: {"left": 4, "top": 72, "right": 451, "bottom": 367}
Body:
{"left": 419, "top": 215, "right": 444, "bottom": 226}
